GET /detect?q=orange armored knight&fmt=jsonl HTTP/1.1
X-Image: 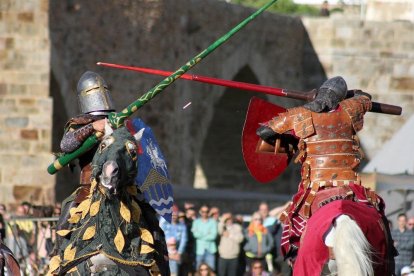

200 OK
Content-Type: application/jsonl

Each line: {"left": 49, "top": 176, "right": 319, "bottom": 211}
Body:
{"left": 256, "top": 77, "right": 396, "bottom": 275}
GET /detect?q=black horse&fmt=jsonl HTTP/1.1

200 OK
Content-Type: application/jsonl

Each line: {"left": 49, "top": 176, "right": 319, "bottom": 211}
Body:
{"left": 49, "top": 126, "right": 169, "bottom": 275}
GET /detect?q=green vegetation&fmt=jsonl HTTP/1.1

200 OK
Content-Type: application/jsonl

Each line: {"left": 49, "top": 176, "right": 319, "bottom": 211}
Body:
{"left": 231, "top": 0, "right": 320, "bottom": 16}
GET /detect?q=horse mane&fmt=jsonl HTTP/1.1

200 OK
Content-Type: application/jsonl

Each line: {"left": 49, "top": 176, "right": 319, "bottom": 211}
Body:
{"left": 333, "top": 215, "right": 374, "bottom": 276}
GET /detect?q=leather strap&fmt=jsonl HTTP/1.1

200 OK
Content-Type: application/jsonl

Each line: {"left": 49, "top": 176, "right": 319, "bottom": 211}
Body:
{"left": 300, "top": 185, "right": 355, "bottom": 218}
{"left": 301, "top": 182, "right": 320, "bottom": 218}
{"left": 311, "top": 186, "right": 354, "bottom": 213}
{"left": 80, "top": 163, "right": 93, "bottom": 185}
{"left": 366, "top": 189, "right": 380, "bottom": 209}
{"left": 74, "top": 185, "right": 91, "bottom": 204}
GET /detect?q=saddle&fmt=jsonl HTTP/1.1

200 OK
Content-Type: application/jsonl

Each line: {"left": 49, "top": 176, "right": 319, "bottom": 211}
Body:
{"left": 0, "top": 241, "right": 20, "bottom": 276}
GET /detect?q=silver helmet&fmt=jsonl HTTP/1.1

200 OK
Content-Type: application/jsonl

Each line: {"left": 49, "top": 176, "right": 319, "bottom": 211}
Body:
{"left": 77, "top": 71, "right": 115, "bottom": 115}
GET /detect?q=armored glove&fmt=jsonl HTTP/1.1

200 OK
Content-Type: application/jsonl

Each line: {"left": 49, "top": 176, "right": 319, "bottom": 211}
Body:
{"left": 351, "top": 89, "right": 372, "bottom": 99}
{"left": 256, "top": 125, "right": 279, "bottom": 146}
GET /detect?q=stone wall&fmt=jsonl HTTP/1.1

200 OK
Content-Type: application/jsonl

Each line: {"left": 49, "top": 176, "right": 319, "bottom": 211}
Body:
{"left": 0, "top": 0, "right": 54, "bottom": 206}
{"left": 302, "top": 15, "right": 414, "bottom": 160}
{"left": 366, "top": 0, "right": 414, "bottom": 22}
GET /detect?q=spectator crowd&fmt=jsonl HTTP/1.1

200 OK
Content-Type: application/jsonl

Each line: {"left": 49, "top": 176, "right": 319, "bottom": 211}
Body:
{"left": 2, "top": 200, "right": 414, "bottom": 276}
{"left": 392, "top": 213, "right": 414, "bottom": 276}
{"left": 0, "top": 202, "right": 61, "bottom": 275}
{"left": 159, "top": 207, "right": 414, "bottom": 276}
{"left": 159, "top": 201, "right": 291, "bottom": 276}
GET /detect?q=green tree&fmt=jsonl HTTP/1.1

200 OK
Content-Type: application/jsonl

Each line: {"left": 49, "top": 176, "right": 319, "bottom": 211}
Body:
{"left": 231, "top": 0, "right": 319, "bottom": 16}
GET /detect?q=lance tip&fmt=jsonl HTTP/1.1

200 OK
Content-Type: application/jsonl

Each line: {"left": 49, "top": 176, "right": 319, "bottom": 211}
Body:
{"left": 182, "top": 102, "right": 192, "bottom": 109}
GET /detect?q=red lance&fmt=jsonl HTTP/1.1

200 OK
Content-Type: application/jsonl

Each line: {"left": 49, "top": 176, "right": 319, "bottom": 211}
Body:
{"left": 97, "top": 62, "right": 402, "bottom": 115}
{"left": 97, "top": 62, "right": 402, "bottom": 183}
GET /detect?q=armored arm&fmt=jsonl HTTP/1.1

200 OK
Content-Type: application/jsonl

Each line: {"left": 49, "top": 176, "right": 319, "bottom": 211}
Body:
{"left": 256, "top": 125, "right": 279, "bottom": 146}
{"left": 60, "top": 124, "right": 95, "bottom": 153}
{"left": 60, "top": 118, "right": 106, "bottom": 153}
{"left": 340, "top": 95, "right": 373, "bottom": 132}
{"left": 256, "top": 113, "right": 298, "bottom": 154}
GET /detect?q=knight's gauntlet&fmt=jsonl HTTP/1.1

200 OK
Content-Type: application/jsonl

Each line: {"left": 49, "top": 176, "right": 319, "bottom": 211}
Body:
{"left": 257, "top": 133, "right": 298, "bottom": 155}
{"left": 257, "top": 138, "right": 277, "bottom": 153}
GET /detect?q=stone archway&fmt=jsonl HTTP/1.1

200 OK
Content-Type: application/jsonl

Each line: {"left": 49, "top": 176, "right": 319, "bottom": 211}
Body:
{"left": 197, "top": 65, "right": 302, "bottom": 195}
{"left": 198, "top": 65, "right": 267, "bottom": 190}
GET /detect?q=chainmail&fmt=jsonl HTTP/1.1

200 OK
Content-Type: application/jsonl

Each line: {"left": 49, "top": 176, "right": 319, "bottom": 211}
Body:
{"left": 60, "top": 124, "right": 95, "bottom": 153}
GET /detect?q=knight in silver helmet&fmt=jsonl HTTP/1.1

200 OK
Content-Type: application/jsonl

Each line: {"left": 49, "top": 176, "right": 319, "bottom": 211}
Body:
{"left": 60, "top": 71, "right": 113, "bottom": 153}
{"left": 303, "top": 76, "right": 348, "bottom": 113}
{"left": 77, "top": 71, "right": 115, "bottom": 116}
{"left": 54, "top": 72, "right": 114, "bottom": 257}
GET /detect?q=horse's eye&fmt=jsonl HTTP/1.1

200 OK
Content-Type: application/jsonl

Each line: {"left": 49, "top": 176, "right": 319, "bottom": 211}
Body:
{"left": 125, "top": 141, "right": 137, "bottom": 161}
{"left": 99, "top": 142, "right": 106, "bottom": 153}
{"left": 99, "top": 136, "right": 115, "bottom": 153}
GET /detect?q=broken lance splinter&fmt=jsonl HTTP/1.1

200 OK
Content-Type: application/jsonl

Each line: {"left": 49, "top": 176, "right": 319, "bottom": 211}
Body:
{"left": 47, "top": 0, "right": 279, "bottom": 175}
{"left": 97, "top": 62, "right": 403, "bottom": 116}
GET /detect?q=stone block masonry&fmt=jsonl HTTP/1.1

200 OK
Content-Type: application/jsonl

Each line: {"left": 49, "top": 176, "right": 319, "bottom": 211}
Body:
{"left": 0, "top": 0, "right": 55, "bottom": 207}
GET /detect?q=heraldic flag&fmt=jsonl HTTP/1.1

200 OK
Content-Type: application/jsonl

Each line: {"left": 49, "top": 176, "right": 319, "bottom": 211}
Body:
{"left": 127, "top": 118, "right": 174, "bottom": 223}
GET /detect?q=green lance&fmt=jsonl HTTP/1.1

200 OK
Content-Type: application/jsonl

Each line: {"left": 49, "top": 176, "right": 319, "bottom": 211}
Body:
{"left": 47, "top": 0, "right": 278, "bottom": 174}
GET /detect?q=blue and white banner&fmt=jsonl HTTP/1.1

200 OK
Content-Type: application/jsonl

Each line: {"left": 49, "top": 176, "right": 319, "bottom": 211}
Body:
{"left": 128, "top": 118, "right": 174, "bottom": 223}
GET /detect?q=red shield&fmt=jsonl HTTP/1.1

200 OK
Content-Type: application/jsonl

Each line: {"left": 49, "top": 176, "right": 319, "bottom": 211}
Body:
{"left": 242, "top": 97, "right": 289, "bottom": 183}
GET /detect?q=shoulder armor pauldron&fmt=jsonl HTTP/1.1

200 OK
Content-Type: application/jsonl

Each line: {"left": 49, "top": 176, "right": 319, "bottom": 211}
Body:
{"left": 64, "top": 114, "right": 105, "bottom": 131}
{"left": 340, "top": 96, "right": 371, "bottom": 132}
{"left": 291, "top": 107, "right": 315, "bottom": 138}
